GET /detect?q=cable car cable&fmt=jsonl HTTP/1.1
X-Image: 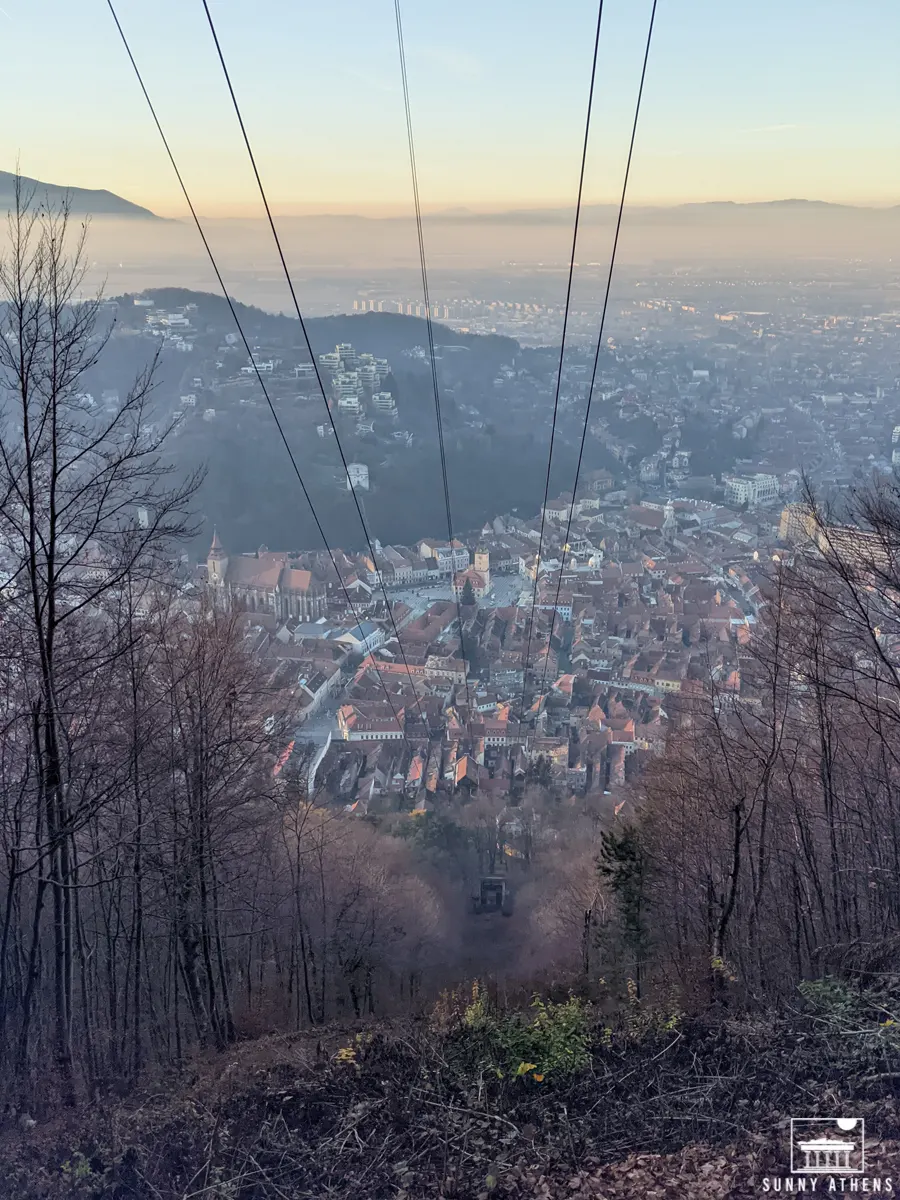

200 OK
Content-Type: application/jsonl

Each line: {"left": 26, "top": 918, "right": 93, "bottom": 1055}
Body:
{"left": 518, "top": 0, "right": 607, "bottom": 723}
{"left": 107, "top": 0, "right": 420, "bottom": 751}
{"left": 393, "top": 0, "right": 473, "bottom": 709}
{"left": 538, "top": 0, "right": 659, "bottom": 702}
{"left": 198, "top": 0, "right": 432, "bottom": 733}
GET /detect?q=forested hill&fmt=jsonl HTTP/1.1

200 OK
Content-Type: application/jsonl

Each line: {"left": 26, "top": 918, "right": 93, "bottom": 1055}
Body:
{"left": 111, "top": 289, "right": 547, "bottom": 552}
{"left": 119, "top": 287, "right": 519, "bottom": 359}
{"left": 104, "top": 288, "right": 743, "bottom": 554}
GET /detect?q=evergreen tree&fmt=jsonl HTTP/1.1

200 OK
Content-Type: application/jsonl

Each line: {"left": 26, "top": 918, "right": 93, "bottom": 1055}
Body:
{"left": 597, "top": 826, "right": 650, "bottom": 997}
{"left": 461, "top": 577, "right": 476, "bottom": 607}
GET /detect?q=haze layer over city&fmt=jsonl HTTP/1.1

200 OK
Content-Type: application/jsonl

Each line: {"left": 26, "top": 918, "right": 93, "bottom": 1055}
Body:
{"left": 2, "top": 2, "right": 900, "bottom": 1197}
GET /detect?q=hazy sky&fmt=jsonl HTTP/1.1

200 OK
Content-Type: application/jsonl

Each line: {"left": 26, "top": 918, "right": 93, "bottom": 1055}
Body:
{"left": 3, "top": 0, "right": 900, "bottom": 216}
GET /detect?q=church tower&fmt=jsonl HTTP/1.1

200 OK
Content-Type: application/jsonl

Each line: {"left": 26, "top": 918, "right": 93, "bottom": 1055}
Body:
{"left": 207, "top": 528, "right": 229, "bottom": 589}
{"left": 662, "top": 500, "right": 676, "bottom": 542}
{"left": 474, "top": 548, "right": 491, "bottom": 588}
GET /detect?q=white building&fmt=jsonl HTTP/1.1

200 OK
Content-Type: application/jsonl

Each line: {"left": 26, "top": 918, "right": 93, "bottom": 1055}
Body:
{"left": 333, "top": 370, "right": 362, "bottom": 410}
{"left": 419, "top": 539, "right": 469, "bottom": 573}
{"left": 346, "top": 462, "right": 370, "bottom": 491}
{"left": 372, "top": 391, "right": 397, "bottom": 415}
{"left": 574, "top": 496, "right": 600, "bottom": 516}
{"left": 336, "top": 343, "right": 358, "bottom": 370}
{"left": 294, "top": 662, "right": 343, "bottom": 723}
{"left": 358, "top": 362, "right": 378, "bottom": 390}
{"left": 543, "top": 499, "right": 571, "bottom": 522}
{"left": 336, "top": 622, "right": 385, "bottom": 654}
{"left": 724, "top": 473, "right": 779, "bottom": 509}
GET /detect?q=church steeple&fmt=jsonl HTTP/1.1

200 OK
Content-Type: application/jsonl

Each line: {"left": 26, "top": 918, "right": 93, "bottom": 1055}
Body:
{"left": 662, "top": 500, "right": 676, "bottom": 541}
{"left": 207, "top": 527, "right": 228, "bottom": 585}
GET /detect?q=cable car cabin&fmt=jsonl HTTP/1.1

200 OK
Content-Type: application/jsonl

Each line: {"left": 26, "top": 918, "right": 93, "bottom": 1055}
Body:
{"left": 472, "top": 876, "right": 513, "bottom": 916}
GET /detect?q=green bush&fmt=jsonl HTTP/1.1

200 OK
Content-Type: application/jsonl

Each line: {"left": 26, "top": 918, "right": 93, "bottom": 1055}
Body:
{"left": 461, "top": 985, "right": 591, "bottom": 1079}
{"left": 517, "top": 996, "right": 592, "bottom": 1076}
{"left": 799, "top": 977, "right": 900, "bottom": 1047}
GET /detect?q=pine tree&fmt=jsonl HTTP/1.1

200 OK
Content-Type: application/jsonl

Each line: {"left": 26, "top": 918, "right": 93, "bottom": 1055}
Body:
{"left": 597, "top": 826, "right": 650, "bottom": 997}
{"left": 461, "top": 577, "right": 476, "bottom": 607}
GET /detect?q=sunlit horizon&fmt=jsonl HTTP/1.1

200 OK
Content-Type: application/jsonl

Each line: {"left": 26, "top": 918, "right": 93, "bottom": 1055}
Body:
{"left": 3, "top": 0, "right": 900, "bottom": 219}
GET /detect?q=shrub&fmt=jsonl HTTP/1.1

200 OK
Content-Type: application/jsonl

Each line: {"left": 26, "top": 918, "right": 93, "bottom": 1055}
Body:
{"left": 799, "top": 977, "right": 900, "bottom": 1048}
{"left": 458, "top": 983, "right": 591, "bottom": 1079}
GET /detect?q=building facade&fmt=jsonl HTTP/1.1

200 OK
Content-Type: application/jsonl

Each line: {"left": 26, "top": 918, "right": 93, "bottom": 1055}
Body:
{"left": 207, "top": 532, "right": 326, "bottom": 620}
{"left": 346, "top": 462, "right": 370, "bottom": 491}
{"left": 724, "top": 473, "right": 779, "bottom": 508}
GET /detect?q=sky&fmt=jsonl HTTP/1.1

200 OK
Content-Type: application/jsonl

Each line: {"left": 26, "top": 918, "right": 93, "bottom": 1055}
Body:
{"left": 2, "top": 0, "right": 900, "bottom": 217}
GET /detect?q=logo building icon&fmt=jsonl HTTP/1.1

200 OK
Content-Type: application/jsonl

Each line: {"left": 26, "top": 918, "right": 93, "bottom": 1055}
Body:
{"left": 790, "top": 1119, "right": 864, "bottom": 1174}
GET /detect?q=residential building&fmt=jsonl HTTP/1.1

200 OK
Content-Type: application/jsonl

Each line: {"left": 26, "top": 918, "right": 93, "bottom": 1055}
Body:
{"left": 419, "top": 539, "right": 469, "bottom": 573}
{"left": 779, "top": 504, "right": 816, "bottom": 544}
{"left": 335, "top": 621, "right": 385, "bottom": 654}
{"left": 543, "top": 498, "right": 572, "bottom": 522}
{"left": 371, "top": 391, "right": 397, "bottom": 416}
{"left": 346, "top": 462, "right": 370, "bottom": 491}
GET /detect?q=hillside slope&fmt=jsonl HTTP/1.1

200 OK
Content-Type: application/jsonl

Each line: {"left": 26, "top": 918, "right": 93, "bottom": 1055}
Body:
{"left": 2, "top": 1008, "right": 897, "bottom": 1198}
{"left": 0, "top": 170, "right": 161, "bottom": 219}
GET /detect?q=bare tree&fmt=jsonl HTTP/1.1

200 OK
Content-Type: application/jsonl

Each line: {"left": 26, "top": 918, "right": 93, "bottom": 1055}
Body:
{"left": 0, "top": 178, "right": 198, "bottom": 1097}
{"left": 623, "top": 480, "right": 900, "bottom": 1005}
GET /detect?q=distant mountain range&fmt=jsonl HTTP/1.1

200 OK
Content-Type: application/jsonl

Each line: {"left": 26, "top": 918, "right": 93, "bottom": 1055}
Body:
{"left": 0, "top": 171, "right": 161, "bottom": 219}
{"left": 241, "top": 197, "right": 900, "bottom": 230}
{"left": 2, "top": 176, "right": 894, "bottom": 227}
{"left": 421, "top": 198, "right": 900, "bottom": 226}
